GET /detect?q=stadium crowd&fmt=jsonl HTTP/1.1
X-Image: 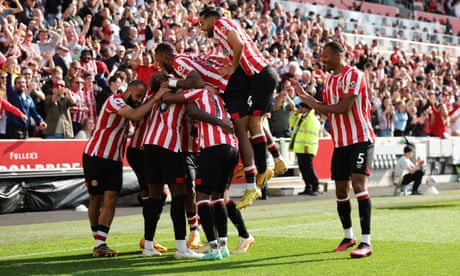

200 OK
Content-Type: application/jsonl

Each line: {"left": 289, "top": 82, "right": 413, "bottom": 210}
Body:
{"left": 0, "top": 0, "right": 459, "bottom": 140}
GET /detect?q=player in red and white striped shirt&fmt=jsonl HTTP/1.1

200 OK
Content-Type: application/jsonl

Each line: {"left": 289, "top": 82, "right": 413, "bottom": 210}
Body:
{"left": 199, "top": 7, "right": 279, "bottom": 209}
{"left": 141, "top": 71, "right": 203, "bottom": 259}
{"left": 156, "top": 41, "right": 286, "bottom": 185}
{"left": 180, "top": 119, "right": 204, "bottom": 249}
{"left": 82, "top": 80, "right": 166, "bottom": 257}
{"left": 162, "top": 86, "right": 238, "bottom": 259}
{"left": 155, "top": 43, "right": 228, "bottom": 249}
{"left": 126, "top": 90, "right": 168, "bottom": 254}
{"left": 293, "top": 41, "right": 375, "bottom": 259}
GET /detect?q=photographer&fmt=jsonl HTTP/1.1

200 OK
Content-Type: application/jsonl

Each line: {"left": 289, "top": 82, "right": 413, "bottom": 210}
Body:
{"left": 43, "top": 79, "right": 77, "bottom": 138}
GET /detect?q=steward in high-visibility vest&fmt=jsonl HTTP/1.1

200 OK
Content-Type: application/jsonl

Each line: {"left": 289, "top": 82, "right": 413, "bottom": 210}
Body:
{"left": 289, "top": 104, "right": 321, "bottom": 156}
{"left": 289, "top": 102, "right": 322, "bottom": 195}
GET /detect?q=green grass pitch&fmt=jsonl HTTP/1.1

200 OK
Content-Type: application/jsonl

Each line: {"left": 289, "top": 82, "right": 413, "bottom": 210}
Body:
{"left": 1, "top": 190, "right": 460, "bottom": 275}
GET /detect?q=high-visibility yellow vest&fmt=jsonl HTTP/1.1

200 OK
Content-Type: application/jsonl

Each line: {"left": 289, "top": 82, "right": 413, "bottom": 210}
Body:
{"left": 288, "top": 109, "right": 321, "bottom": 155}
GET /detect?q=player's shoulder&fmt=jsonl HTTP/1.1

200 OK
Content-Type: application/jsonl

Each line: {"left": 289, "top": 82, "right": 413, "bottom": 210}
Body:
{"left": 342, "top": 65, "right": 364, "bottom": 79}
{"left": 109, "top": 94, "right": 127, "bottom": 107}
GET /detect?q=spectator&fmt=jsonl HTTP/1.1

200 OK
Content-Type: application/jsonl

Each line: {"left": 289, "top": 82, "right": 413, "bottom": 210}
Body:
{"left": 74, "top": 117, "right": 94, "bottom": 139}
{"left": 377, "top": 96, "right": 395, "bottom": 137}
{"left": 105, "top": 45, "right": 125, "bottom": 72}
{"left": 394, "top": 145, "right": 425, "bottom": 195}
{"left": 53, "top": 44, "right": 71, "bottom": 77}
{"left": 94, "top": 60, "right": 109, "bottom": 91}
{"left": 118, "top": 8, "right": 137, "bottom": 42}
{"left": 136, "top": 17, "right": 154, "bottom": 49}
{"left": 37, "top": 28, "right": 61, "bottom": 56}
{"left": 0, "top": 0, "right": 23, "bottom": 22}
{"left": 43, "top": 79, "right": 77, "bottom": 138}
{"left": 394, "top": 100, "right": 408, "bottom": 136}
{"left": 42, "top": 67, "right": 64, "bottom": 97}
{"left": 80, "top": 70, "right": 98, "bottom": 123}
{"left": 79, "top": 48, "right": 97, "bottom": 74}
{"left": 370, "top": 101, "right": 381, "bottom": 136}
{"left": 444, "top": 0, "right": 455, "bottom": 17}
{"left": 5, "top": 72, "right": 47, "bottom": 139}
{"left": 122, "top": 26, "right": 138, "bottom": 49}
{"left": 456, "top": 1, "right": 460, "bottom": 17}
{"left": 95, "top": 74, "right": 122, "bottom": 115}
{"left": 430, "top": 101, "right": 450, "bottom": 138}
{"left": 17, "top": 0, "right": 35, "bottom": 26}
{"left": 129, "top": 44, "right": 159, "bottom": 86}
{"left": 341, "top": 0, "right": 363, "bottom": 11}
{"left": 0, "top": 77, "right": 27, "bottom": 138}
{"left": 64, "top": 60, "right": 82, "bottom": 87}
{"left": 19, "top": 30, "right": 40, "bottom": 66}
{"left": 43, "top": 0, "right": 66, "bottom": 27}
{"left": 21, "top": 66, "right": 45, "bottom": 127}
{"left": 269, "top": 80, "right": 296, "bottom": 138}
{"left": 69, "top": 76, "right": 85, "bottom": 133}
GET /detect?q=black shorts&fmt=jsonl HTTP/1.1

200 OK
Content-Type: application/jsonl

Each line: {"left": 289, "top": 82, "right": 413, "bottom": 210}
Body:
{"left": 223, "top": 66, "right": 278, "bottom": 118}
{"left": 195, "top": 145, "right": 238, "bottom": 195}
{"left": 144, "top": 145, "right": 185, "bottom": 185}
{"left": 331, "top": 142, "right": 374, "bottom": 181}
{"left": 82, "top": 153, "right": 123, "bottom": 195}
{"left": 126, "top": 146, "right": 147, "bottom": 192}
{"left": 185, "top": 152, "right": 200, "bottom": 185}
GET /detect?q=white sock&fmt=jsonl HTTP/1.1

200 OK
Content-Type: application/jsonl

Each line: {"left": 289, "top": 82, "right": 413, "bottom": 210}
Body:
{"left": 144, "top": 240, "right": 153, "bottom": 250}
{"left": 219, "top": 237, "right": 228, "bottom": 248}
{"left": 361, "top": 234, "right": 371, "bottom": 245}
{"left": 209, "top": 240, "right": 219, "bottom": 252}
{"left": 246, "top": 183, "right": 257, "bottom": 190}
{"left": 176, "top": 240, "right": 187, "bottom": 252}
{"left": 344, "top": 228, "right": 354, "bottom": 239}
{"left": 95, "top": 239, "right": 105, "bottom": 247}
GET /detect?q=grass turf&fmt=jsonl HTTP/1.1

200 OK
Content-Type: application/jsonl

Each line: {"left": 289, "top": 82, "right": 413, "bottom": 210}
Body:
{"left": 1, "top": 190, "right": 459, "bottom": 275}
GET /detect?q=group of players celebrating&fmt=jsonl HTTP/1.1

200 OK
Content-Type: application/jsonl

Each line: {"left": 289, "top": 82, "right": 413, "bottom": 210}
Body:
{"left": 82, "top": 7, "right": 286, "bottom": 260}
{"left": 82, "top": 5, "right": 375, "bottom": 260}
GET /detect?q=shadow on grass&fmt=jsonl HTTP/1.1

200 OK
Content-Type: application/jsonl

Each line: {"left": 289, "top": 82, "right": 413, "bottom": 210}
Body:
{"left": 0, "top": 249, "right": 347, "bottom": 274}
{"left": 377, "top": 202, "right": 459, "bottom": 210}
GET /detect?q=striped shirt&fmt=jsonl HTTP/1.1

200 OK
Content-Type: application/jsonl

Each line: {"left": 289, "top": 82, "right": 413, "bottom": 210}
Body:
{"left": 181, "top": 120, "right": 201, "bottom": 153}
{"left": 323, "top": 65, "right": 375, "bottom": 148}
{"left": 71, "top": 88, "right": 97, "bottom": 124}
{"left": 143, "top": 98, "right": 186, "bottom": 152}
{"left": 183, "top": 89, "right": 238, "bottom": 149}
{"left": 213, "top": 17, "right": 268, "bottom": 76}
{"left": 173, "top": 54, "right": 228, "bottom": 93}
{"left": 84, "top": 94, "right": 129, "bottom": 161}
{"left": 128, "top": 93, "right": 153, "bottom": 149}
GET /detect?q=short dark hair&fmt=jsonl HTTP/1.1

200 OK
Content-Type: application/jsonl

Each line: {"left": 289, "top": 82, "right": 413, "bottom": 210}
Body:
{"left": 154, "top": 42, "right": 176, "bottom": 56}
{"left": 403, "top": 145, "right": 414, "bottom": 154}
{"left": 199, "top": 7, "right": 221, "bottom": 18}
{"left": 128, "top": 80, "right": 146, "bottom": 90}
{"left": 324, "top": 41, "right": 345, "bottom": 54}
{"left": 149, "top": 71, "right": 169, "bottom": 92}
